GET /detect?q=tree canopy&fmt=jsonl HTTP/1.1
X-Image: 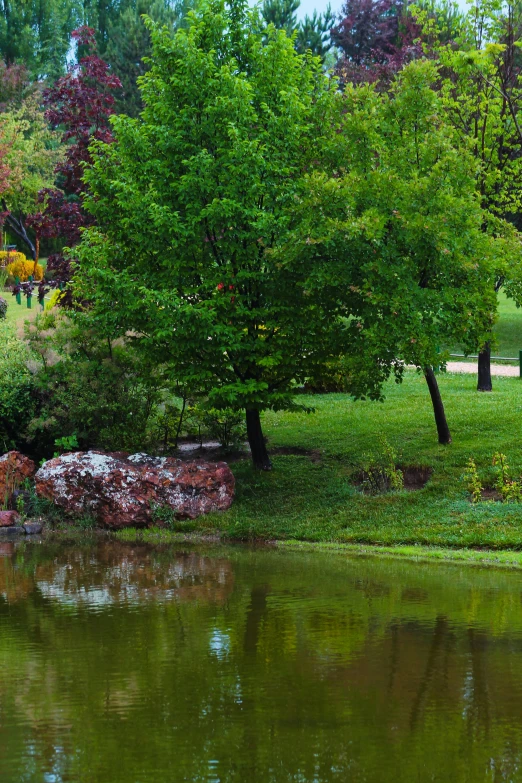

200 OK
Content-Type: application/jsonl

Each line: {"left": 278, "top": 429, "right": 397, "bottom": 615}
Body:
{"left": 75, "top": 0, "right": 349, "bottom": 468}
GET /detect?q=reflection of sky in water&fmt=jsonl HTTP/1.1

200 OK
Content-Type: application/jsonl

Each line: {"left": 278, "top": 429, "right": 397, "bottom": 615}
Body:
{"left": 209, "top": 629, "right": 231, "bottom": 659}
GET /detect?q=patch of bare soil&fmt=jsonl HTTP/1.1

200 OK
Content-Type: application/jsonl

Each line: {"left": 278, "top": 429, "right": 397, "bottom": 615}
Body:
{"left": 480, "top": 488, "right": 503, "bottom": 502}
{"left": 270, "top": 446, "right": 323, "bottom": 463}
{"left": 400, "top": 465, "right": 433, "bottom": 491}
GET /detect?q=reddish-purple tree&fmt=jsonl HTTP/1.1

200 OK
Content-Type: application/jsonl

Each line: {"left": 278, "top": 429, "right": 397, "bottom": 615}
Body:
{"left": 331, "top": 0, "right": 422, "bottom": 86}
{"left": 28, "top": 27, "right": 121, "bottom": 280}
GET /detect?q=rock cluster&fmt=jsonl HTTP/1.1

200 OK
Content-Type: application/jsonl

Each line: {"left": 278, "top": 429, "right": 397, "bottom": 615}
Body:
{"left": 0, "top": 510, "right": 42, "bottom": 537}
{"left": 35, "top": 451, "right": 235, "bottom": 529}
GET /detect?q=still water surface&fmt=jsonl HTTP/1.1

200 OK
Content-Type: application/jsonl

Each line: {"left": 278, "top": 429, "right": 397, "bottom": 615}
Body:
{"left": 1, "top": 540, "right": 522, "bottom": 782}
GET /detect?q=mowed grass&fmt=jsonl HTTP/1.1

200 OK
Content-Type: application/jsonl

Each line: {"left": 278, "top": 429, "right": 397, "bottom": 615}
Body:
{"left": 2, "top": 258, "right": 48, "bottom": 335}
{"left": 450, "top": 290, "right": 522, "bottom": 360}
{"left": 494, "top": 291, "right": 522, "bottom": 358}
{"left": 190, "top": 371, "right": 522, "bottom": 548}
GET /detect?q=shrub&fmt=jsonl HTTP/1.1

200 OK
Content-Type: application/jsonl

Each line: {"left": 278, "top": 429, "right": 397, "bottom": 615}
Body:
{"left": 0, "top": 296, "right": 7, "bottom": 319}
{"left": 6, "top": 258, "right": 44, "bottom": 281}
{"left": 0, "top": 321, "right": 38, "bottom": 452}
{"left": 0, "top": 251, "right": 26, "bottom": 266}
{"left": 360, "top": 438, "right": 404, "bottom": 494}
{"left": 463, "top": 457, "right": 482, "bottom": 503}
{"left": 492, "top": 452, "right": 522, "bottom": 502}
{"left": 25, "top": 312, "right": 168, "bottom": 456}
{"left": 45, "top": 289, "right": 63, "bottom": 310}
{"left": 193, "top": 405, "right": 246, "bottom": 449}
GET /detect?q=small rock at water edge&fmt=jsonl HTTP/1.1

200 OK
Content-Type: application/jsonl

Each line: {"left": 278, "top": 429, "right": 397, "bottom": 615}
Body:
{"left": 24, "top": 522, "right": 43, "bottom": 535}
{"left": 0, "top": 510, "right": 21, "bottom": 527}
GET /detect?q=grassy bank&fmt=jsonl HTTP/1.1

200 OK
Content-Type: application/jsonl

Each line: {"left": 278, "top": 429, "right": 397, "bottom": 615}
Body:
{"left": 129, "top": 370, "right": 522, "bottom": 550}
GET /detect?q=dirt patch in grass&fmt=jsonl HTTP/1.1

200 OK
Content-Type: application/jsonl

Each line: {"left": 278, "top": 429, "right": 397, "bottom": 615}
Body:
{"left": 480, "top": 488, "right": 503, "bottom": 502}
{"left": 270, "top": 446, "right": 323, "bottom": 463}
{"left": 401, "top": 465, "right": 433, "bottom": 490}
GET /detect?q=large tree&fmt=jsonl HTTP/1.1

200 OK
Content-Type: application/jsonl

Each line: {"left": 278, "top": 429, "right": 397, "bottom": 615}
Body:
{"left": 28, "top": 26, "right": 121, "bottom": 275}
{"left": 332, "top": 0, "right": 464, "bottom": 86}
{"left": 0, "top": 93, "right": 62, "bottom": 258}
{"left": 74, "top": 0, "right": 347, "bottom": 469}
{"left": 262, "top": 0, "right": 335, "bottom": 60}
{"left": 0, "top": 0, "right": 80, "bottom": 81}
{"left": 424, "top": 0, "right": 522, "bottom": 391}
{"left": 103, "top": 0, "right": 197, "bottom": 117}
{"left": 289, "top": 60, "right": 516, "bottom": 443}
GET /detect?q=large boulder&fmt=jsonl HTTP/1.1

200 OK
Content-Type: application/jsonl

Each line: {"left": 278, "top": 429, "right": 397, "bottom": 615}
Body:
{"left": 35, "top": 451, "right": 235, "bottom": 529}
{"left": 0, "top": 451, "right": 36, "bottom": 503}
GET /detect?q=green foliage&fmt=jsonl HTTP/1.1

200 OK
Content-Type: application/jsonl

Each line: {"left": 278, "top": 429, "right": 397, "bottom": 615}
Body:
{"left": 0, "top": 320, "right": 37, "bottom": 452}
{"left": 463, "top": 457, "right": 482, "bottom": 504}
{"left": 191, "top": 404, "right": 246, "bottom": 449}
{"left": 289, "top": 59, "right": 515, "bottom": 399}
{"left": 416, "top": 0, "right": 522, "bottom": 307}
{"left": 360, "top": 438, "right": 404, "bottom": 494}
{"left": 53, "top": 433, "right": 79, "bottom": 456}
{"left": 261, "top": 0, "right": 334, "bottom": 60}
{"left": 76, "top": 1, "right": 347, "bottom": 422}
{"left": 0, "top": 92, "right": 62, "bottom": 220}
{"left": 25, "top": 311, "right": 167, "bottom": 456}
{"left": 0, "top": 0, "right": 79, "bottom": 81}
{"left": 103, "top": 0, "right": 198, "bottom": 117}
{"left": 150, "top": 502, "right": 197, "bottom": 531}
{"left": 295, "top": 6, "right": 335, "bottom": 60}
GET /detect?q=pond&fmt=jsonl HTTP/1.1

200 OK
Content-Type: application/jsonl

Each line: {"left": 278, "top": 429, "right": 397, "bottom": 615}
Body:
{"left": 1, "top": 540, "right": 522, "bottom": 782}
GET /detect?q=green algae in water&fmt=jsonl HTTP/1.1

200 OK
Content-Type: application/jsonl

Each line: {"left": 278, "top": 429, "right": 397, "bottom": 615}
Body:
{"left": 1, "top": 540, "right": 522, "bottom": 782}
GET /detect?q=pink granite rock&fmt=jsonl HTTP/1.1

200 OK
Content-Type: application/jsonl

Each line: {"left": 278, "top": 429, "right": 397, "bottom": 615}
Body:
{"left": 0, "top": 451, "right": 36, "bottom": 503}
{"left": 35, "top": 451, "right": 235, "bottom": 529}
{"left": 0, "top": 510, "right": 20, "bottom": 528}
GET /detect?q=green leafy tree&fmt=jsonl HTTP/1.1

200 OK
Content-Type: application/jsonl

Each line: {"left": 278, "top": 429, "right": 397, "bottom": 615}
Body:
{"left": 0, "top": 0, "right": 80, "bottom": 81}
{"left": 74, "top": 0, "right": 346, "bottom": 469}
{"left": 0, "top": 93, "right": 62, "bottom": 258}
{"left": 103, "top": 0, "right": 197, "bottom": 117}
{"left": 416, "top": 0, "right": 522, "bottom": 390}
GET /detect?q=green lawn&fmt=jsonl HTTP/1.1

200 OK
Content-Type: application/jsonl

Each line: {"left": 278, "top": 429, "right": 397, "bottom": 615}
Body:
{"left": 450, "top": 290, "right": 522, "bottom": 360}
{"left": 493, "top": 291, "right": 522, "bottom": 358}
{"left": 163, "top": 371, "right": 522, "bottom": 549}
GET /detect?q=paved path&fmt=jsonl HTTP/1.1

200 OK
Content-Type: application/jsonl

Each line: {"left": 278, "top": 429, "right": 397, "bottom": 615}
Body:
{"left": 446, "top": 361, "right": 519, "bottom": 377}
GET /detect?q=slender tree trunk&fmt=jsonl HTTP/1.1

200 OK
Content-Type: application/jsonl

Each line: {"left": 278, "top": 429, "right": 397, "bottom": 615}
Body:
{"left": 424, "top": 367, "right": 452, "bottom": 444}
{"left": 1, "top": 206, "right": 36, "bottom": 260}
{"left": 245, "top": 408, "right": 272, "bottom": 470}
{"left": 477, "top": 341, "right": 492, "bottom": 392}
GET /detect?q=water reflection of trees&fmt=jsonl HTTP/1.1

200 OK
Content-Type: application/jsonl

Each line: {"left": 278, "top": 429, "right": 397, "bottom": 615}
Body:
{"left": 1, "top": 544, "right": 522, "bottom": 782}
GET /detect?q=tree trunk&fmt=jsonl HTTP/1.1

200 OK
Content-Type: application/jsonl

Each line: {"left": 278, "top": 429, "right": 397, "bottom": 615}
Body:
{"left": 477, "top": 342, "right": 492, "bottom": 392}
{"left": 1, "top": 202, "right": 36, "bottom": 259}
{"left": 245, "top": 408, "right": 272, "bottom": 470}
{"left": 424, "top": 367, "right": 452, "bottom": 444}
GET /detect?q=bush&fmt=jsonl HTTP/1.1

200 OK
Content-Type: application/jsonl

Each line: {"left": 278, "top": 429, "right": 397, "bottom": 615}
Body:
{"left": 6, "top": 258, "right": 44, "bottom": 281}
{"left": 0, "top": 297, "right": 7, "bottom": 319}
{"left": 25, "top": 312, "right": 168, "bottom": 456}
{"left": 0, "top": 251, "right": 26, "bottom": 266}
{"left": 0, "top": 321, "right": 38, "bottom": 452}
